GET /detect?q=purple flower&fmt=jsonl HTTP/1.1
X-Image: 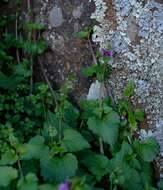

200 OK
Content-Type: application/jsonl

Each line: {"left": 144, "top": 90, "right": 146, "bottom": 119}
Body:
{"left": 58, "top": 182, "right": 70, "bottom": 190}
{"left": 99, "top": 47, "right": 113, "bottom": 57}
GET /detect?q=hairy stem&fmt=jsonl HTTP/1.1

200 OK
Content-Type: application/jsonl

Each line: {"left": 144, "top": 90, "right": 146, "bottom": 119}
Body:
{"left": 38, "top": 58, "right": 58, "bottom": 105}
{"left": 88, "top": 37, "right": 98, "bottom": 65}
{"left": 99, "top": 137, "right": 104, "bottom": 154}
{"left": 59, "top": 117, "right": 62, "bottom": 144}
{"left": 15, "top": 13, "right": 20, "bottom": 64}
{"left": 17, "top": 158, "right": 24, "bottom": 180}
{"left": 105, "top": 81, "right": 116, "bottom": 107}
{"left": 29, "top": 56, "right": 33, "bottom": 94}
{"left": 27, "top": 0, "right": 34, "bottom": 95}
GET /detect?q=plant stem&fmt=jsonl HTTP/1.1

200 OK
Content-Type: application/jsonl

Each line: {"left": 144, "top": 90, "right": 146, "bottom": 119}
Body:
{"left": 105, "top": 81, "right": 116, "bottom": 107}
{"left": 38, "top": 57, "right": 58, "bottom": 105}
{"left": 29, "top": 56, "right": 33, "bottom": 94}
{"left": 59, "top": 115, "right": 63, "bottom": 144}
{"left": 99, "top": 137, "right": 104, "bottom": 154}
{"left": 27, "top": 0, "right": 31, "bottom": 11}
{"left": 27, "top": 0, "right": 34, "bottom": 95}
{"left": 15, "top": 13, "right": 20, "bottom": 64}
{"left": 79, "top": 120, "right": 84, "bottom": 130}
{"left": 17, "top": 158, "right": 24, "bottom": 180}
{"left": 88, "top": 37, "right": 98, "bottom": 65}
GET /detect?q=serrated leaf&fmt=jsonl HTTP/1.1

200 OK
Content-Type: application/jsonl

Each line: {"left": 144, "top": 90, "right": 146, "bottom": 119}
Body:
{"left": 62, "top": 128, "right": 90, "bottom": 152}
{"left": 0, "top": 72, "right": 24, "bottom": 90}
{"left": 133, "top": 138, "right": 159, "bottom": 162}
{"left": 63, "top": 103, "right": 79, "bottom": 125}
{"left": 13, "top": 63, "right": 31, "bottom": 78}
{"left": 40, "top": 153, "right": 78, "bottom": 183}
{"left": 82, "top": 153, "right": 110, "bottom": 180}
{"left": 87, "top": 111, "right": 120, "bottom": 147}
{"left": 22, "top": 136, "right": 48, "bottom": 160}
{"left": 123, "top": 81, "right": 135, "bottom": 97}
{"left": 80, "top": 100, "right": 100, "bottom": 120}
{"left": 17, "top": 173, "right": 38, "bottom": 190}
{"left": 75, "top": 31, "right": 90, "bottom": 39}
{"left": 116, "top": 141, "right": 133, "bottom": 162}
{"left": 140, "top": 162, "right": 153, "bottom": 186}
{"left": 0, "top": 166, "right": 18, "bottom": 187}
{"left": 122, "top": 168, "right": 143, "bottom": 190}
{"left": 3, "top": 33, "right": 22, "bottom": 49}
{"left": 0, "top": 149, "right": 18, "bottom": 165}
{"left": 82, "top": 64, "right": 97, "bottom": 77}
{"left": 134, "top": 109, "right": 144, "bottom": 122}
{"left": 43, "top": 110, "right": 58, "bottom": 138}
{"left": 23, "top": 41, "right": 46, "bottom": 55}
{"left": 128, "top": 111, "right": 137, "bottom": 129}
{"left": 24, "top": 22, "right": 45, "bottom": 31}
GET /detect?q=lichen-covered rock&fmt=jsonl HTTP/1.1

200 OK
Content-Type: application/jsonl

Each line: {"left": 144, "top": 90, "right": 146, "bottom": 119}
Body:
{"left": 90, "top": 0, "right": 163, "bottom": 178}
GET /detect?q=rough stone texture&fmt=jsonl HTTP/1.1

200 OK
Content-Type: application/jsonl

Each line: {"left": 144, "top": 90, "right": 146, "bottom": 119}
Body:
{"left": 37, "top": 0, "right": 95, "bottom": 97}
{"left": 90, "top": 0, "right": 163, "bottom": 178}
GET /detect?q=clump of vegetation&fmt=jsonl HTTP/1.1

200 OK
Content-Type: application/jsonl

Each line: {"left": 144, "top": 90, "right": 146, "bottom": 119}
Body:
{"left": 0, "top": 1, "right": 162, "bottom": 190}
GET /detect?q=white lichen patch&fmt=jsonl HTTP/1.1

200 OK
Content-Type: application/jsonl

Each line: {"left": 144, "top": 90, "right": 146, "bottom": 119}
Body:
{"left": 90, "top": 0, "right": 163, "bottom": 177}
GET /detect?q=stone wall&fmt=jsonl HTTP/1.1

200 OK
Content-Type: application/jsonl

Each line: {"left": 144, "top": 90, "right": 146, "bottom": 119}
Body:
{"left": 36, "top": 0, "right": 163, "bottom": 178}
{"left": 36, "top": 0, "right": 95, "bottom": 97}
{"left": 90, "top": 0, "right": 163, "bottom": 178}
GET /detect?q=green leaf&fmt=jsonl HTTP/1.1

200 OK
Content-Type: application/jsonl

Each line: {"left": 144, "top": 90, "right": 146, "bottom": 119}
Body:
{"left": 82, "top": 153, "right": 110, "bottom": 180}
{"left": 0, "top": 72, "right": 24, "bottom": 90}
{"left": 134, "top": 109, "right": 145, "bottom": 122}
{"left": 22, "top": 136, "right": 48, "bottom": 160}
{"left": 133, "top": 138, "right": 159, "bottom": 162}
{"left": 62, "top": 128, "right": 90, "bottom": 152}
{"left": 17, "top": 173, "right": 38, "bottom": 190}
{"left": 40, "top": 153, "right": 78, "bottom": 183}
{"left": 75, "top": 28, "right": 92, "bottom": 39}
{"left": 80, "top": 100, "right": 100, "bottom": 120}
{"left": 0, "top": 149, "right": 18, "bottom": 165}
{"left": 0, "top": 166, "right": 18, "bottom": 187}
{"left": 3, "top": 33, "right": 22, "bottom": 49}
{"left": 75, "top": 31, "right": 90, "bottom": 39}
{"left": 123, "top": 81, "right": 135, "bottom": 97}
{"left": 23, "top": 41, "right": 46, "bottom": 55}
{"left": 82, "top": 64, "right": 97, "bottom": 78}
{"left": 87, "top": 111, "right": 120, "bottom": 147}
{"left": 0, "top": 50, "right": 13, "bottom": 61}
{"left": 122, "top": 168, "right": 143, "bottom": 190}
{"left": 24, "top": 22, "right": 45, "bottom": 31}
{"left": 140, "top": 162, "right": 153, "bottom": 186}
{"left": 128, "top": 111, "right": 137, "bottom": 129}
{"left": 43, "top": 110, "right": 58, "bottom": 139}
{"left": 116, "top": 141, "right": 133, "bottom": 162}
{"left": 159, "top": 180, "right": 163, "bottom": 190}
{"left": 13, "top": 62, "right": 31, "bottom": 78}
{"left": 63, "top": 103, "right": 79, "bottom": 125}
{"left": 39, "top": 184, "right": 57, "bottom": 190}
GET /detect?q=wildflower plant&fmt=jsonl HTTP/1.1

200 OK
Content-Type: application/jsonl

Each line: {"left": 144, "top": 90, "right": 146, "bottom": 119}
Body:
{"left": 0, "top": 2, "right": 161, "bottom": 190}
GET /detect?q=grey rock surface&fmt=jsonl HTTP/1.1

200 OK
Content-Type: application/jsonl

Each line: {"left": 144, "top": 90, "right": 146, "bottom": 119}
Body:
{"left": 49, "top": 6, "right": 64, "bottom": 27}
{"left": 91, "top": 0, "right": 163, "bottom": 178}
{"left": 37, "top": 0, "right": 95, "bottom": 97}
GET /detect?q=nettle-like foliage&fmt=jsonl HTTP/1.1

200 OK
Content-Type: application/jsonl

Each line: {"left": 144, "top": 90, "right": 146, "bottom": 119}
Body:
{"left": 0, "top": 2, "right": 163, "bottom": 190}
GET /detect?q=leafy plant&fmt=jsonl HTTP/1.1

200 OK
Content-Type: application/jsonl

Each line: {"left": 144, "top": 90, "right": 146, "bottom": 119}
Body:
{"left": 0, "top": 2, "right": 160, "bottom": 190}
